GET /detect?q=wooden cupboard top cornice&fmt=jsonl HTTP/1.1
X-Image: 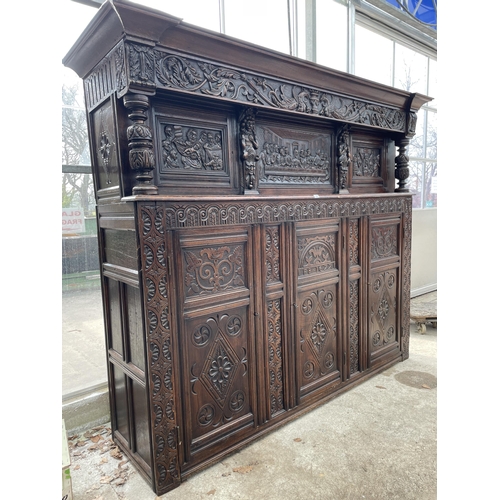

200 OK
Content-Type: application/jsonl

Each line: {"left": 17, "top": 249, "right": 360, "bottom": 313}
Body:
{"left": 63, "top": 0, "right": 431, "bottom": 136}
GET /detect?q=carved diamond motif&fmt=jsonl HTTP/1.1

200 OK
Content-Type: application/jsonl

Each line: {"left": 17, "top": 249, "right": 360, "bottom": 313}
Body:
{"left": 200, "top": 333, "right": 240, "bottom": 408}
{"left": 308, "top": 310, "right": 331, "bottom": 360}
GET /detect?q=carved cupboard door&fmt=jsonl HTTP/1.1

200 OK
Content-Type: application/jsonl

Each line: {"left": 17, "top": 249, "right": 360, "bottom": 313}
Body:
{"left": 367, "top": 214, "right": 402, "bottom": 368}
{"left": 294, "top": 220, "right": 342, "bottom": 404}
{"left": 174, "top": 226, "right": 257, "bottom": 469}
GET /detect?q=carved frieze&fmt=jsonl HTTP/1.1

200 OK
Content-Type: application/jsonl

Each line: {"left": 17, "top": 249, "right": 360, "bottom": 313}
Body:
{"left": 162, "top": 197, "right": 410, "bottom": 229}
{"left": 84, "top": 41, "right": 408, "bottom": 132}
{"left": 152, "top": 48, "right": 406, "bottom": 131}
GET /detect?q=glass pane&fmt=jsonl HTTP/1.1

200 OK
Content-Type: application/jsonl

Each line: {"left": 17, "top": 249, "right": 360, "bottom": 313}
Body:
{"left": 409, "top": 109, "right": 425, "bottom": 159}
{"left": 316, "top": 0, "right": 348, "bottom": 72}
{"left": 423, "top": 162, "right": 437, "bottom": 208}
{"left": 225, "top": 0, "right": 290, "bottom": 54}
{"left": 428, "top": 58, "right": 437, "bottom": 108}
{"left": 408, "top": 161, "right": 424, "bottom": 209}
{"left": 394, "top": 43, "right": 428, "bottom": 94}
{"left": 354, "top": 24, "right": 393, "bottom": 86}
{"left": 426, "top": 109, "right": 437, "bottom": 161}
{"left": 137, "top": 0, "right": 221, "bottom": 31}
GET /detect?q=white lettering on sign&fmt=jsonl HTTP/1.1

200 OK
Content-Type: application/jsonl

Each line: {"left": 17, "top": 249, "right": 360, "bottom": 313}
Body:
{"left": 62, "top": 208, "right": 85, "bottom": 233}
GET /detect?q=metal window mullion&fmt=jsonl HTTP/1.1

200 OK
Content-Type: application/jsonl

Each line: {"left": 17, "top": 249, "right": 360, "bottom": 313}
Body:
{"left": 348, "top": 0, "right": 356, "bottom": 74}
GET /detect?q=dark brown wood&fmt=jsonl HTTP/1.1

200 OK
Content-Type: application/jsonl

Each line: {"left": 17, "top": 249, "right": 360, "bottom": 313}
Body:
{"left": 63, "top": 0, "right": 431, "bottom": 495}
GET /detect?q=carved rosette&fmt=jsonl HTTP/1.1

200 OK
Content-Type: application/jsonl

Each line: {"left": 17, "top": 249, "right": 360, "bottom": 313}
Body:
{"left": 395, "top": 138, "right": 410, "bottom": 192}
{"left": 239, "top": 108, "right": 260, "bottom": 192}
{"left": 139, "top": 205, "right": 180, "bottom": 493}
{"left": 337, "top": 125, "right": 351, "bottom": 192}
{"left": 123, "top": 94, "right": 158, "bottom": 195}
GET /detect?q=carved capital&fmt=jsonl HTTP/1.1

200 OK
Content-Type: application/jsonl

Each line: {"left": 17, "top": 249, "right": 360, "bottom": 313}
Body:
{"left": 123, "top": 93, "right": 158, "bottom": 195}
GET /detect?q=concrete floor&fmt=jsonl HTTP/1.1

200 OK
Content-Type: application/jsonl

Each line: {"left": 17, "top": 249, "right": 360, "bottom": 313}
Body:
{"left": 65, "top": 309, "right": 437, "bottom": 500}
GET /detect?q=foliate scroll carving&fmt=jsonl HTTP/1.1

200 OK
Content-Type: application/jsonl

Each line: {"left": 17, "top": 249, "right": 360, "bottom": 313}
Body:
{"left": 371, "top": 225, "right": 398, "bottom": 260}
{"left": 152, "top": 47, "right": 406, "bottom": 132}
{"left": 265, "top": 226, "right": 281, "bottom": 283}
{"left": 161, "top": 124, "right": 224, "bottom": 172}
{"left": 337, "top": 125, "right": 351, "bottom": 191}
{"left": 349, "top": 280, "right": 359, "bottom": 375}
{"left": 139, "top": 205, "right": 179, "bottom": 492}
{"left": 162, "top": 197, "right": 409, "bottom": 229}
{"left": 239, "top": 108, "right": 259, "bottom": 192}
{"left": 353, "top": 147, "right": 381, "bottom": 178}
{"left": 349, "top": 220, "right": 359, "bottom": 266}
{"left": 128, "top": 43, "right": 156, "bottom": 90}
{"left": 183, "top": 245, "right": 245, "bottom": 297}
{"left": 297, "top": 234, "right": 336, "bottom": 276}
{"left": 395, "top": 138, "right": 410, "bottom": 192}
{"left": 257, "top": 126, "right": 331, "bottom": 185}
{"left": 123, "top": 94, "right": 158, "bottom": 195}
{"left": 267, "top": 299, "right": 284, "bottom": 416}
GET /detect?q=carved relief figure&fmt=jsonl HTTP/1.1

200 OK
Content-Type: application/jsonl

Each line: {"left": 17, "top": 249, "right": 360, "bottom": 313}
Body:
{"left": 353, "top": 147, "right": 380, "bottom": 177}
{"left": 239, "top": 109, "right": 259, "bottom": 191}
{"left": 162, "top": 124, "right": 223, "bottom": 171}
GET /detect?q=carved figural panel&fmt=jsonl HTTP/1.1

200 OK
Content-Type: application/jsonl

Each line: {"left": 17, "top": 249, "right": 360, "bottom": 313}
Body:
{"left": 92, "top": 100, "right": 120, "bottom": 192}
{"left": 155, "top": 105, "right": 237, "bottom": 193}
{"left": 255, "top": 121, "right": 332, "bottom": 187}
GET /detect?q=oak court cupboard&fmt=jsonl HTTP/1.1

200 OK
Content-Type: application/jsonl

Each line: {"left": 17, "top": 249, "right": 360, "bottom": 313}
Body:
{"left": 63, "top": 0, "right": 432, "bottom": 494}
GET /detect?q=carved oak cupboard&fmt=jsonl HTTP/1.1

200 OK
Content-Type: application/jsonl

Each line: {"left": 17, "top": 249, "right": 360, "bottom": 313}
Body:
{"left": 63, "top": 0, "right": 431, "bottom": 494}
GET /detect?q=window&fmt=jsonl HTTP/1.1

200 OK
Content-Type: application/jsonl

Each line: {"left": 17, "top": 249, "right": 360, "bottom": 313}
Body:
{"left": 354, "top": 22, "right": 437, "bottom": 209}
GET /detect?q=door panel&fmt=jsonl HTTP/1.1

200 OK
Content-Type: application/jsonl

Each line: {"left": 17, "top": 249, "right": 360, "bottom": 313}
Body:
{"left": 175, "top": 227, "right": 256, "bottom": 466}
{"left": 295, "top": 221, "right": 342, "bottom": 401}
{"left": 367, "top": 215, "right": 402, "bottom": 367}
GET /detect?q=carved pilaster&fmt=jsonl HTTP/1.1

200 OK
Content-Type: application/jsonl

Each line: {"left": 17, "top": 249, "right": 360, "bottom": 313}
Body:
{"left": 395, "top": 137, "right": 410, "bottom": 193}
{"left": 123, "top": 93, "right": 158, "bottom": 195}
{"left": 239, "top": 108, "right": 260, "bottom": 194}
{"left": 337, "top": 124, "right": 351, "bottom": 193}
